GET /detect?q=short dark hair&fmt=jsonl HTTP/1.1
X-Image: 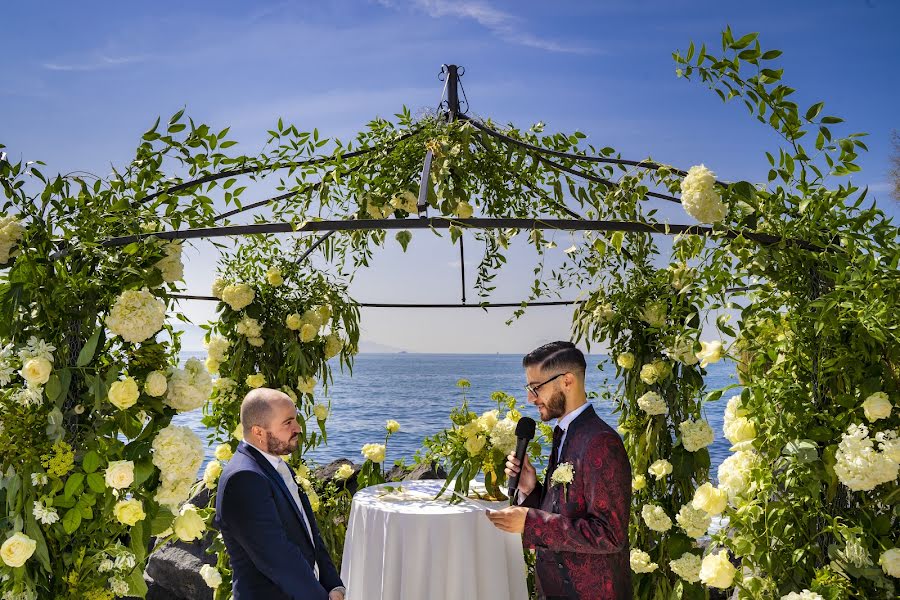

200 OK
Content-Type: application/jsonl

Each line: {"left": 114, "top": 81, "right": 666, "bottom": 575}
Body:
{"left": 522, "top": 341, "right": 586, "bottom": 375}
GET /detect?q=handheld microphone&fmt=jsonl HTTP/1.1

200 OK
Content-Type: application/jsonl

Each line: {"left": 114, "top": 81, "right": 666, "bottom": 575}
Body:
{"left": 507, "top": 417, "right": 537, "bottom": 504}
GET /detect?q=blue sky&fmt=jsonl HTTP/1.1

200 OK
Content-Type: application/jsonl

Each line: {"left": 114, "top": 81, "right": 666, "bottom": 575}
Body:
{"left": 2, "top": 0, "right": 898, "bottom": 352}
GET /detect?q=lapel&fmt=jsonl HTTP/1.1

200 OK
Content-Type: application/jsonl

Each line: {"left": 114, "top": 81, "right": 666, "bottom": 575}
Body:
{"left": 542, "top": 405, "right": 596, "bottom": 508}
{"left": 238, "top": 442, "right": 315, "bottom": 547}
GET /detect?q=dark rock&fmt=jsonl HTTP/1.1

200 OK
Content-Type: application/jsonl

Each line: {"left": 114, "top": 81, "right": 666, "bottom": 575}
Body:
{"left": 314, "top": 459, "right": 356, "bottom": 482}
{"left": 385, "top": 464, "right": 411, "bottom": 482}
{"left": 403, "top": 461, "right": 447, "bottom": 481}
{"left": 145, "top": 543, "right": 214, "bottom": 600}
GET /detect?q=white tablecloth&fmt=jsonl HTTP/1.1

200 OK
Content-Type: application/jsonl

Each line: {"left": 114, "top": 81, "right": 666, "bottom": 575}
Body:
{"left": 340, "top": 479, "right": 528, "bottom": 600}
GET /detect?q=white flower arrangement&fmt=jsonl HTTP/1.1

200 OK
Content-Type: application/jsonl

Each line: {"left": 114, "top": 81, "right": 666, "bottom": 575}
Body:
{"left": 680, "top": 164, "right": 726, "bottom": 224}
{"left": 637, "top": 391, "right": 667, "bottom": 416}
{"left": 679, "top": 418, "right": 715, "bottom": 452}
{"left": 834, "top": 423, "right": 898, "bottom": 491}
{"left": 106, "top": 288, "right": 166, "bottom": 344}
{"left": 630, "top": 548, "right": 658, "bottom": 573}
{"left": 164, "top": 357, "right": 213, "bottom": 412}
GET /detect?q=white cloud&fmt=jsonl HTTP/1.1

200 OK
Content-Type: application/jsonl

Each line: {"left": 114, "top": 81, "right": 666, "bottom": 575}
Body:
{"left": 377, "top": 0, "right": 595, "bottom": 54}
{"left": 42, "top": 54, "right": 150, "bottom": 72}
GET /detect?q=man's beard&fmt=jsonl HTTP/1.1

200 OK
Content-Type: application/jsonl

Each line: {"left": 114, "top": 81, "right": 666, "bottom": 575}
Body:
{"left": 265, "top": 431, "right": 299, "bottom": 455}
{"left": 542, "top": 389, "right": 567, "bottom": 421}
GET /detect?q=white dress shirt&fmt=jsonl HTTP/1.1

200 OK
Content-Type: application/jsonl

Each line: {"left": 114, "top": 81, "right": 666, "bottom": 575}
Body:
{"left": 249, "top": 443, "right": 319, "bottom": 580}
{"left": 554, "top": 402, "right": 591, "bottom": 461}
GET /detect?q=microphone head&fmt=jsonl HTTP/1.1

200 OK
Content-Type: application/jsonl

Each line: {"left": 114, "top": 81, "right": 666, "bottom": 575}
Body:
{"left": 515, "top": 417, "right": 536, "bottom": 440}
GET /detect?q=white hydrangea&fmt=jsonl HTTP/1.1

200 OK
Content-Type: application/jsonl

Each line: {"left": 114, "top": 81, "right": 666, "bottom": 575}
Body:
{"left": 876, "top": 429, "right": 900, "bottom": 464}
{"left": 221, "top": 283, "right": 255, "bottom": 311}
{"left": 164, "top": 358, "right": 213, "bottom": 412}
{"left": 781, "top": 590, "right": 824, "bottom": 600}
{"left": 106, "top": 288, "right": 166, "bottom": 344}
{"left": 0, "top": 214, "right": 26, "bottom": 264}
{"left": 717, "top": 450, "right": 759, "bottom": 500}
{"left": 152, "top": 424, "right": 204, "bottom": 508}
{"left": 109, "top": 576, "right": 130, "bottom": 597}
{"left": 477, "top": 409, "right": 500, "bottom": 432}
{"left": 681, "top": 165, "right": 726, "bottom": 224}
{"left": 630, "top": 549, "right": 658, "bottom": 573}
{"left": 675, "top": 503, "right": 710, "bottom": 538}
{"left": 205, "top": 336, "right": 230, "bottom": 363}
{"left": 211, "top": 277, "right": 227, "bottom": 299}
{"left": 640, "top": 301, "right": 667, "bottom": 328}
{"left": 155, "top": 241, "right": 184, "bottom": 283}
{"left": 489, "top": 417, "right": 518, "bottom": 455}
{"left": 680, "top": 418, "right": 715, "bottom": 452}
{"left": 637, "top": 391, "right": 667, "bottom": 415}
{"left": 641, "top": 504, "right": 672, "bottom": 532}
{"left": 235, "top": 317, "right": 262, "bottom": 339}
{"left": 669, "top": 552, "right": 702, "bottom": 583}
{"left": 834, "top": 423, "right": 898, "bottom": 491}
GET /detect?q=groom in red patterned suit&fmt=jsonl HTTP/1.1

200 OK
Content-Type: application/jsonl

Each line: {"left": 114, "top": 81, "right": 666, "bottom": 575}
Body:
{"left": 487, "top": 341, "right": 632, "bottom": 599}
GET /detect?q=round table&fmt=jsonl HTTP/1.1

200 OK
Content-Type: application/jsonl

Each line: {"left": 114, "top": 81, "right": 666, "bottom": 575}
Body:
{"left": 340, "top": 479, "right": 528, "bottom": 600}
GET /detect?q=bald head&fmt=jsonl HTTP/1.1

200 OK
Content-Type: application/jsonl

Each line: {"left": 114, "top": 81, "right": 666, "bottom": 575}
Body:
{"left": 241, "top": 388, "right": 294, "bottom": 438}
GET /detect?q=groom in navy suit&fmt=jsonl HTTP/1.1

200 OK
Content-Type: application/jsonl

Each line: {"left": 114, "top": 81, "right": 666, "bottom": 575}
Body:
{"left": 216, "top": 388, "right": 345, "bottom": 600}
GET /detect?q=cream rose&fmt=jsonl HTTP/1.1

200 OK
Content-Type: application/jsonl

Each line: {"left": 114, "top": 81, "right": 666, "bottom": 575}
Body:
{"left": 266, "top": 267, "right": 284, "bottom": 287}
{"left": 0, "top": 532, "right": 37, "bottom": 567}
{"left": 173, "top": 505, "right": 206, "bottom": 542}
{"left": 246, "top": 373, "right": 266, "bottom": 389}
{"left": 699, "top": 549, "right": 736, "bottom": 588}
{"left": 105, "top": 460, "right": 135, "bottom": 489}
{"left": 361, "top": 443, "right": 386, "bottom": 463}
{"left": 200, "top": 564, "right": 223, "bottom": 588}
{"left": 203, "top": 460, "right": 223, "bottom": 489}
{"left": 879, "top": 547, "right": 900, "bottom": 578}
{"left": 616, "top": 352, "right": 635, "bottom": 370}
{"left": 300, "top": 323, "right": 318, "bottom": 343}
{"left": 297, "top": 376, "right": 317, "bottom": 395}
{"left": 632, "top": 475, "right": 647, "bottom": 491}
{"left": 108, "top": 377, "right": 140, "bottom": 410}
{"left": 285, "top": 313, "right": 302, "bottom": 330}
{"left": 648, "top": 459, "right": 673, "bottom": 480}
{"left": 214, "top": 444, "right": 233, "bottom": 461}
{"left": 335, "top": 464, "right": 354, "bottom": 481}
{"left": 313, "top": 404, "right": 329, "bottom": 421}
{"left": 386, "top": 419, "right": 400, "bottom": 434}
{"left": 324, "top": 333, "right": 343, "bottom": 359}
{"left": 20, "top": 357, "right": 52, "bottom": 386}
{"left": 696, "top": 340, "right": 724, "bottom": 368}
{"left": 863, "top": 392, "right": 892, "bottom": 422}
{"left": 144, "top": 370, "right": 168, "bottom": 397}
{"left": 113, "top": 499, "right": 146, "bottom": 526}
{"left": 692, "top": 483, "right": 728, "bottom": 515}
{"left": 465, "top": 435, "right": 487, "bottom": 456}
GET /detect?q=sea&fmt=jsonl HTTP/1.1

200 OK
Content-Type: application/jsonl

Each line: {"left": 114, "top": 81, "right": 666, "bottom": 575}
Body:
{"left": 173, "top": 352, "right": 739, "bottom": 480}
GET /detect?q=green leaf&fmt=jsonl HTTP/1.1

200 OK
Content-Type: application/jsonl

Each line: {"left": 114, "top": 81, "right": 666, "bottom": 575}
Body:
{"left": 82, "top": 451, "right": 102, "bottom": 474}
{"left": 731, "top": 32, "right": 758, "bottom": 50}
{"left": 821, "top": 116, "right": 844, "bottom": 124}
{"left": 45, "top": 373, "right": 61, "bottom": 404}
{"left": 76, "top": 327, "right": 102, "bottom": 367}
{"left": 133, "top": 460, "right": 156, "bottom": 487}
{"left": 86, "top": 473, "right": 106, "bottom": 493}
{"left": 610, "top": 231, "right": 624, "bottom": 253}
{"left": 64, "top": 473, "right": 85, "bottom": 498}
{"left": 24, "top": 516, "right": 51, "bottom": 572}
{"left": 62, "top": 508, "right": 82, "bottom": 534}
{"left": 805, "top": 102, "right": 824, "bottom": 121}
{"left": 149, "top": 507, "right": 176, "bottom": 536}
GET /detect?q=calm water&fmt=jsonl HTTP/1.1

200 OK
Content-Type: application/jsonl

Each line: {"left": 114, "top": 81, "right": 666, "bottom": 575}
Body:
{"left": 173, "top": 353, "right": 738, "bottom": 478}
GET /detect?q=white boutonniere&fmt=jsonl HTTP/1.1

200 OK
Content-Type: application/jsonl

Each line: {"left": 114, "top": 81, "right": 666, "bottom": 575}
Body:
{"left": 551, "top": 462, "right": 574, "bottom": 500}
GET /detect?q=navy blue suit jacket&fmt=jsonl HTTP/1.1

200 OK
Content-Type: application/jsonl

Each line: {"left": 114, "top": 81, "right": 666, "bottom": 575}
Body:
{"left": 215, "top": 442, "right": 343, "bottom": 600}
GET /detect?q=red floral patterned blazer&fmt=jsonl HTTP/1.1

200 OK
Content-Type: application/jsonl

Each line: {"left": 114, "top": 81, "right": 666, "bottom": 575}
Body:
{"left": 518, "top": 405, "right": 632, "bottom": 599}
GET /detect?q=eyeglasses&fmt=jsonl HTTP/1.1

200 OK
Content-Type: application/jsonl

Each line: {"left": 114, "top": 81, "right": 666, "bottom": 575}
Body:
{"left": 524, "top": 372, "right": 567, "bottom": 397}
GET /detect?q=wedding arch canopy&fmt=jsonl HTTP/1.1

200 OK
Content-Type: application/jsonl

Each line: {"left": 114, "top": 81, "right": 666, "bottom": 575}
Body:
{"left": 1, "top": 29, "right": 897, "bottom": 600}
